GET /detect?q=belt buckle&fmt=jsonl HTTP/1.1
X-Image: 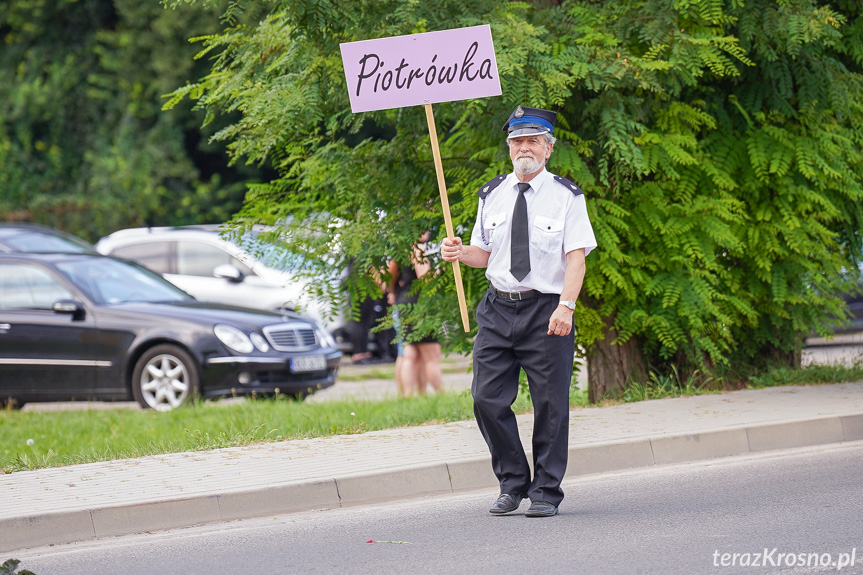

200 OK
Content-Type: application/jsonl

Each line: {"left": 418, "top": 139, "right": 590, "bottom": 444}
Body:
{"left": 493, "top": 287, "right": 522, "bottom": 301}
{"left": 501, "top": 290, "right": 521, "bottom": 301}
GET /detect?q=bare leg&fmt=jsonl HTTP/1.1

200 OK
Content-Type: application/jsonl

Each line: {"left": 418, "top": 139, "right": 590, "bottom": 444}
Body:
{"left": 394, "top": 355, "right": 407, "bottom": 397}
{"left": 401, "top": 344, "right": 421, "bottom": 396}
{"left": 414, "top": 351, "right": 428, "bottom": 395}
{"left": 416, "top": 342, "right": 444, "bottom": 393}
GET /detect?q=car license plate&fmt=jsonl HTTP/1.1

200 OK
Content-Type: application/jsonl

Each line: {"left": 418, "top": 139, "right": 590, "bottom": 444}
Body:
{"left": 291, "top": 355, "right": 326, "bottom": 372}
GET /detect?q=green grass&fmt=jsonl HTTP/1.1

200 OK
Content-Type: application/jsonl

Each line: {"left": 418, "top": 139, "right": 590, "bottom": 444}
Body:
{"left": 747, "top": 362, "right": 863, "bottom": 388}
{"left": 620, "top": 367, "right": 718, "bottom": 403}
{"left": 614, "top": 361, "right": 863, "bottom": 404}
{"left": 0, "top": 391, "right": 533, "bottom": 474}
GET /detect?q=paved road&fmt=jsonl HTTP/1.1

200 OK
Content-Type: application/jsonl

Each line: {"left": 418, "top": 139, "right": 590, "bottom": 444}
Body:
{"left": 12, "top": 442, "right": 863, "bottom": 575}
{"left": 6, "top": 378, "right": 863, "bottom": 554}
{"left": 7, "top": 344, "right": 862, "bottom": 556}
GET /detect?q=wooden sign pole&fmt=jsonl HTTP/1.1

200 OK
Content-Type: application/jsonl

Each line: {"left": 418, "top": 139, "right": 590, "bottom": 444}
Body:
{"left": 424, "top": 103, "right": 470, "bottom": 332}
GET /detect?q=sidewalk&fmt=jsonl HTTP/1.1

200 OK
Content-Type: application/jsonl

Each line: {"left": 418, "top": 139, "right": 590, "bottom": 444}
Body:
{"left": 3, "top": 371, "right": 863, "bottom": 553}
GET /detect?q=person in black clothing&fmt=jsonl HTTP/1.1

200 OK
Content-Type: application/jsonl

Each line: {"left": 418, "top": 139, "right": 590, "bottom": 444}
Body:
{"left": 347, "top": 264, "right": 396, "bottom": 365}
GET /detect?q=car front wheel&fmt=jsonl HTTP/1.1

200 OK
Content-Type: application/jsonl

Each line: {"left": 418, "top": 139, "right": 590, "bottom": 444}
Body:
{"left": 132, "top": 344, "right": 199, "bottom": 411}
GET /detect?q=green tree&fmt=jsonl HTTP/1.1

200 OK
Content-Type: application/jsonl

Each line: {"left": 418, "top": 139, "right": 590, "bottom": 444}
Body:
{"left": 0, "top": 0, "right": 265, "bottom": 241}
{"left": 166, "top": 0, "right": 863, "bottom": 398}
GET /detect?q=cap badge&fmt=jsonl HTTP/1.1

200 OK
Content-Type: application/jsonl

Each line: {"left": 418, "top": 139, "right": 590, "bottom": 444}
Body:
{"left": 514, "top": 106, "right": 524, "bottom": 118}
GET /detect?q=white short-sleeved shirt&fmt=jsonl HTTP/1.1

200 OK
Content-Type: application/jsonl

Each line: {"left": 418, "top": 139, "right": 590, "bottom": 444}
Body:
{"left": 469, "top": 169, "right": 597, "bottom": 294}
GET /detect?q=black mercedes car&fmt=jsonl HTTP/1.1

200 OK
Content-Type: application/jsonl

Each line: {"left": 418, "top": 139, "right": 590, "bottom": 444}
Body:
{"left": 0, "top": 252, "right": 341, "bottom": 411}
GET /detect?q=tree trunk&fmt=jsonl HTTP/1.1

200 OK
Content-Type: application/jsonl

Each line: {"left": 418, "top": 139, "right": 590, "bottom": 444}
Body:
{"left": 763, "top": 342, "right": 802, "bottom": 369}
{"left": 587, "top": 312, "right": 647, "bottom": 403}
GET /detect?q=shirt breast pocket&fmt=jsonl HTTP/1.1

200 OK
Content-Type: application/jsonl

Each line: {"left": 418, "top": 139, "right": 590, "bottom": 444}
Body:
{"left": 483, "top": 211, "right": 507, "bottom": 245}
{"left": 532, "top": 215, "right": 564, "bottom": 253}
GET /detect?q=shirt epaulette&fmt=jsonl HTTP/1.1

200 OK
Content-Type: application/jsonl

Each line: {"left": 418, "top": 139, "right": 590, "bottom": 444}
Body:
{"left": 553, "top": 175, "right": 584, "bottom": 197}
{"left": 478, "top": 174, "right": 507, "bottom": 199}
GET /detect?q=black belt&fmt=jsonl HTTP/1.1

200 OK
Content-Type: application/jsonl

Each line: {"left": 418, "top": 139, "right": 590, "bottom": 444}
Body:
{"left": 491, "top": 287, "right": 540, "bottom": 300}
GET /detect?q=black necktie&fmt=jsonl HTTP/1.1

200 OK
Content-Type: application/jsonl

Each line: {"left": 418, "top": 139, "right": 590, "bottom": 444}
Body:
{"left": 510, "top": 182, "right": 531, "bottom": 281}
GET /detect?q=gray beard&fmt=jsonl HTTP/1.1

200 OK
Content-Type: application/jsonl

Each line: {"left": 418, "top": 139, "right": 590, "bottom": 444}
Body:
{"left": 512, "top": 155, "right": 543, "bottom": 176}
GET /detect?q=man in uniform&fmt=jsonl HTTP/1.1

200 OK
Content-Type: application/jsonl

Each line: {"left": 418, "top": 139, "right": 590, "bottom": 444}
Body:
{"left": 440, "top": 106, "right": 597, "bottom": 517}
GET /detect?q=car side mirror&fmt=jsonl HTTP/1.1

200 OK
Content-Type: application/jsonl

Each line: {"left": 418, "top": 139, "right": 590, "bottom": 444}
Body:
{"left": 53, "top": 299, "right": 85, "bottom": 321}
{"left": 214, "top": 264, "right": 245, "bottom": 283}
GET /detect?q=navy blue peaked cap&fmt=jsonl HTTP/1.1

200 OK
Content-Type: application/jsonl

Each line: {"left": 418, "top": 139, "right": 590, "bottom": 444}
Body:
{"left": 502, "top": 106, "right": 557, "bottom": 139}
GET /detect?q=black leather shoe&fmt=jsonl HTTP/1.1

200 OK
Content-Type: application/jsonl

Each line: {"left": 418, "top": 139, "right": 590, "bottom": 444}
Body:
{"left": 525, "top": 500, "right": 558, "bottom": 517}
{"left": 489, "top": 493, "right": 523, "bottom": 514}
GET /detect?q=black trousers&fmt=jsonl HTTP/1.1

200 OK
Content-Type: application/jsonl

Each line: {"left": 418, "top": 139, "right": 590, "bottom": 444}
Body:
{"left": 472, "top": 289, "right": 574, "bottom": 506}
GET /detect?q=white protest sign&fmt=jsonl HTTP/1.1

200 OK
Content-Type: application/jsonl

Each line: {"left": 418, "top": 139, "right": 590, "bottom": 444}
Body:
{"left": 340, "top": 25, "right": 501, "bottom": 112}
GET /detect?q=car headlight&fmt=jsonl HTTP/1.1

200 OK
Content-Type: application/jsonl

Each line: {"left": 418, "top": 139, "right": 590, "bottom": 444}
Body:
{"left": 315, "top": 322, "right": 338, "bottom": 349}
{"left": 214, "top": 324, "right": 254, "bottom": 354}
{"left": 249, "top": 332, "right": 270, "bottom": 352}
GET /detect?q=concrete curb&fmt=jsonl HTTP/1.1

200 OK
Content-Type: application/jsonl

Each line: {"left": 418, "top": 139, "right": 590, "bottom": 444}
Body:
{"left": 3, "top": 413, "right": 863, "bottom": 553}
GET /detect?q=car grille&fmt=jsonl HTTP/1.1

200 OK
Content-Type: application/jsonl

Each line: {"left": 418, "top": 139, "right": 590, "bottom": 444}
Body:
{"left": 263, "top": 322, "right": 318, "bottom": 351}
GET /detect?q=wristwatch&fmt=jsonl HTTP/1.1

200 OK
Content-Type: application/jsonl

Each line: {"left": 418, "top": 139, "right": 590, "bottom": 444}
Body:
{"left": 559, "top": 300, "right": 576, "bottom": 310}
